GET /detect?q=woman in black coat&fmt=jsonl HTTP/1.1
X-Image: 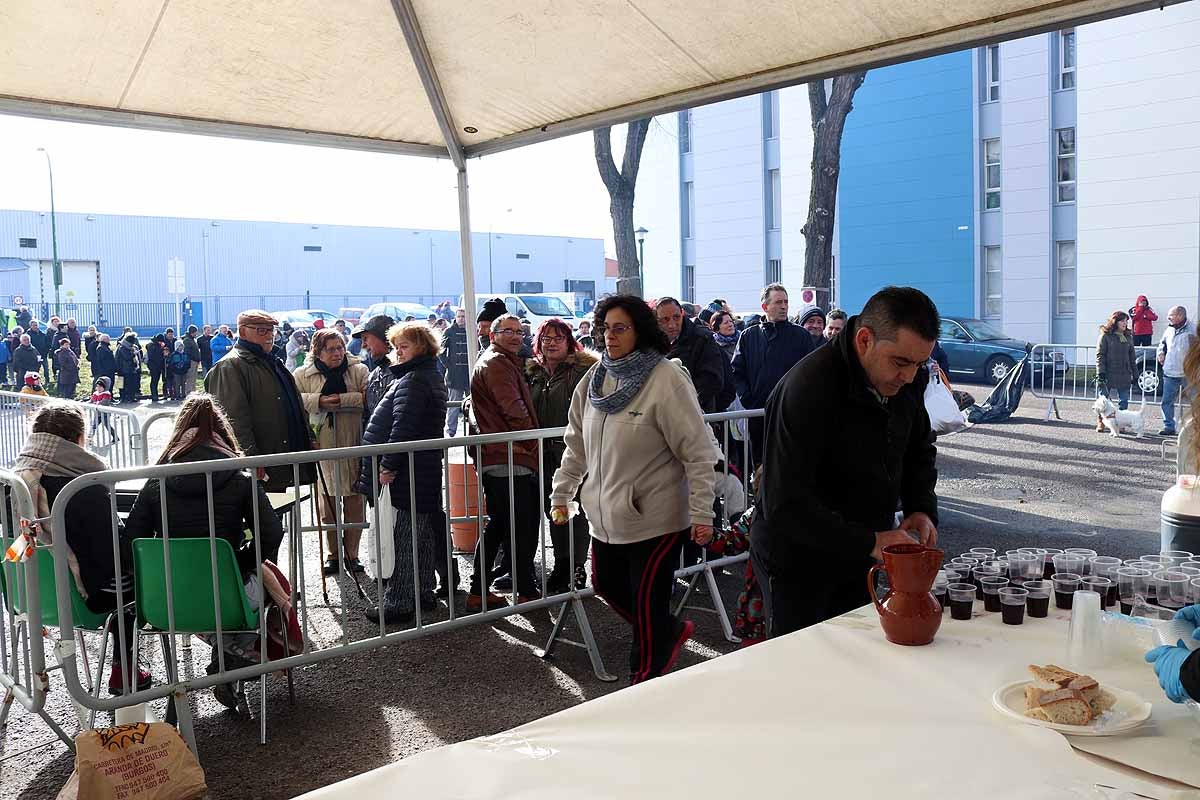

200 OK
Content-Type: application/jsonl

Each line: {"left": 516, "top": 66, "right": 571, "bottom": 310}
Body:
{"left": 359, "top": 322, "right": 448, "bottom": 624}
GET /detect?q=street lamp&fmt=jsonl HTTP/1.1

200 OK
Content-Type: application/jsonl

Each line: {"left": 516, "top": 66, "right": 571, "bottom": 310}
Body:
{"left": 36, "top": 148, "right": 61, "bottom": 315}
{"left": 635, "top": 226, "right": 649, "bottom": 297}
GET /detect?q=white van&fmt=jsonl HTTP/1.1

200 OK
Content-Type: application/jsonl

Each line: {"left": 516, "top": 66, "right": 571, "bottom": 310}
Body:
{"left": 460, "top": 293, "right": 579, "bottom": 330}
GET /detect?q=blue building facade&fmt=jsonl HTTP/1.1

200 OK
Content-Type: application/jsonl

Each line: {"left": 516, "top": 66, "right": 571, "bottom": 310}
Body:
{"left": 837, "top": 52, "right": 976, "bottom": 317}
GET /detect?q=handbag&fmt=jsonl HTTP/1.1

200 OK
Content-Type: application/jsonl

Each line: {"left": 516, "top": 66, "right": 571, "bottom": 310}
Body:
{"left": 924, "top": 361, "right": 967, "bottom": 435}
{"left": 366, "top": 483, "right": 395, "bottom": 580}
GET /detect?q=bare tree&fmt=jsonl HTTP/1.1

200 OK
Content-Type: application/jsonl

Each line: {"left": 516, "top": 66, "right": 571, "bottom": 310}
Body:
{"left": 802, "top": 72, "right": 866, "bottom": 309}
{"left": 594, "top": 119, "right": 652, "bottom": 297}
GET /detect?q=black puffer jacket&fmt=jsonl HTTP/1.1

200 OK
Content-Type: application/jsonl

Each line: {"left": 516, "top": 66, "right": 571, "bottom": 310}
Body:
{"left": 360, "top": 355, "right": 448, "bottom": 512}
{"left": 124, "top": 443, "right": 285, "bottom": 576}
{"left": 668, "top": 316, "right": 731, "bottom": 413}
{"left": 439, "top": 323, "right": 470, "bottom": 392}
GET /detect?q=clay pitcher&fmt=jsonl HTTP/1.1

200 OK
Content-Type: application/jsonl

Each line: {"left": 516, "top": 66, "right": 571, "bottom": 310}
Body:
{"left": 867, "top": 543, "right": 944, "bottom": 646}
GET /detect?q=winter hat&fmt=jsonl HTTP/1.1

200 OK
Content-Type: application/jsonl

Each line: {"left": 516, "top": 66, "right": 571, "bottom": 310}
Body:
{"left": 352, "top": 314, "right": 395, "bottom": 342}
{"left": 236, "top": 309, "right": 277, "bottom": 329}
{"left": 94, "top": 376, "right": 110, "bottom": 391}
{"left": 698, "top": 307, "right": 715, "bottom": 325}
{"left": 477, "top": 298, "right": 508, "bottom": 324}
{"left": 799, "top": 307, "right": 826, "bottom": 327}
{"left": 24, "top": 371, "right": 39, "bottom": 386}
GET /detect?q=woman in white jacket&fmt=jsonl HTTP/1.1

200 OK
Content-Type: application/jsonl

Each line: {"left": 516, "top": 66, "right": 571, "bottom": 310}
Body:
{"left": 551, "top": 295, "right": 717, "bottom": 684}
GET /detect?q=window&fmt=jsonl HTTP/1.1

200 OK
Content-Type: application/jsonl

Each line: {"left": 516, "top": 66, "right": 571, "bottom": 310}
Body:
{"left": 302, "top": 245, "right": 322, "bottom": 252}
{"left": 680, "top": 110, "right": 692, "bottom": 154}
{"left": 682, "top": 181, "right": 695, "bottom": 239}
{"left": 515, "top": 253, "right": 530, "bottom": 260}
{"left": 766, "top": 259, "right": 782, "bottom": 285}
{"left": 984, "top": 246, "right": 1002, "bottom": 318}
{"left": 939, "top": 320, "right": 971, "bottom": 342}
{"left": 683, "top": 264, "right": 695, "bottom": 303}
{"left": 1055, "top": 241, "right": 1076, "bottom": 317}
{"left": 1059, "top": 30, "right": 1076, "bottom": 90}
{"left": 1056, "top": 128, "right": 1076, "bottom": 203}
{"left": 984, "top": 45, "right": 1000, "bottom": 102}
{"left": 766, "top": 169, "right": 781, "bottom": 230}
{"left": 18, "top": 238, "right": 36, "bottom": 248}
{"left": 984, "top": 139, "right": 1001, "bottom": 210}
{"left": 762, "top": 91, "right": 780, "bottom": 139}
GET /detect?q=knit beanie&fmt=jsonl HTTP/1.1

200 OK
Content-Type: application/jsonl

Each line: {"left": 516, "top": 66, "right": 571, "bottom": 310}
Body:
{"left": 477, "top": 298, "right": 508, "bottom": 324}
{"left": 799, "top": 307, "right": 826, "bottom": 327}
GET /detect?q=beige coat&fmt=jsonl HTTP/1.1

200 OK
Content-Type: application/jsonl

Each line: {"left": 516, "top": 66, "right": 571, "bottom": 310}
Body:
{"left": 294, "top": 357, "right": 370, "bottom": 496}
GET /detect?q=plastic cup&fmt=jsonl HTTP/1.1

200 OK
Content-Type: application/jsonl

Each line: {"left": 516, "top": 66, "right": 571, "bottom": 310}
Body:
{"left": 1180, "top": 560, "right": 1200, "bottom": 571}
{"left": 1082, "top": 576, "right": 1114, "bottom": 610}
{"left": 1190, "top": 577, "right": 1200, "bottom": 605}
{"left": 1053, "top": 553, "right": 1086, "bottom": 575}
{"left": 1065, "top": 548, "right": 1098, "bottom": 574}
{"left": 1053, "top": 573, "right": 1082, "bottom": 609}
{"left": 1024, "top": 580, "right": 1051, "bottom": 618}
{"left": 948, "top": 583, "right": 976, "bottom": 620}
{"left": 933, "top": 572, "right": 949, "bottom": 611}
{"left": 1116, "top": 567, "right": 1152, "bottom": 614}
{"left": 1141, "top": 555, "right": 1174, "bottom": 570}
{"left": 1006, "top": 553, "right": 1040, "bottom": 584}
{"left": 980, "top": 576, "right": 1010, "bottom": 612}
{"left": 982, "top": 559, "right": 1008, "bottom": 577}
{"left": 1154, "top": 570, "right": 1189, "bottom": 610}
{"left": 999, "top": 587, "right": 1029, "bottom": 625}
{"left": 970, "top": 547, "right": 997, "bottom": 558}
{"left": 1039, "top": 548, "right": 1063, "bottom": 579}
{"left": 973, "top": 565, "right": 1000, "bottom": 599}
{"left": 1066, "top": 590, "right": 1103, "bottom": 670}
{"left": 1161, "top": 550, "right": 1194, "bottom": 567}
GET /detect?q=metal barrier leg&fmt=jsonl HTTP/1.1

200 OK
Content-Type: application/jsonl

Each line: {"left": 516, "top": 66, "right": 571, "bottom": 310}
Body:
{"left": 536, "top": 600, "right": 571, "bottom": 661}
{"left": 1044, "top": 398, "right": 1060, "bottom": 422}
{"left": 76, "top": 630, "right": 92, "bottom": 696}
{"left": 570, "top": 596, "right": 617, "bottom": 683}
{"left": 672, "top": 572, "right": 700, "bottom": 618}
{"left": 172, "top": 687, "right": 198, "bottom": 757}
{"left": 703, "top": 565, "right": 740, "bottom": 645}
{"left": 87, "top": 617, "right": 114, "bottom": 729}
{"left": 0, "top": 689, "right": 12, "bottom": 758}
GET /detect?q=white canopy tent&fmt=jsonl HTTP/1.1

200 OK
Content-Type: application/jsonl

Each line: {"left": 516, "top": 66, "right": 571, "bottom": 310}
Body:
{"left": 0, "top": 0, "right": 1180, "bottom": 360}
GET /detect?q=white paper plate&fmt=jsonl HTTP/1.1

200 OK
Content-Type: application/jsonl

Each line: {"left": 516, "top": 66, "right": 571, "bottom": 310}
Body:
{"left": 992, "top": 680, "right": 1152, "bottom": 736}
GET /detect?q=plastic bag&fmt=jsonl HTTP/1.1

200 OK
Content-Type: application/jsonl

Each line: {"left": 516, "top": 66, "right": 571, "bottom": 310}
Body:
{"left": 366, "top": 484, "right": 395, "bottom": 580}
{"left": 56, "top": 722, "right": 207, "bottom": 800}
{"left": 924, "top": 362, "right": 967, "bottom": 435}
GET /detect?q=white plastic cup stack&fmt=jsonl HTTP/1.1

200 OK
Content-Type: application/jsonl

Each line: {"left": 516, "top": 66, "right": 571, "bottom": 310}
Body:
{"left": 1067, "top": 590, "right": 1104, "bottom": 670}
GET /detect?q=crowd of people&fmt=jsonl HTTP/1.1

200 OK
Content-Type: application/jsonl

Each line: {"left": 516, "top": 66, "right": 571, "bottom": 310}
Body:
{"left": 20, "top": 283, "right": 1200, "bottom": 704}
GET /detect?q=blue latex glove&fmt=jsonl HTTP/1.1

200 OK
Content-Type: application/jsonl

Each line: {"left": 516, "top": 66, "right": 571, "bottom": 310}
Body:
{"left": 1145, "top": 640, "right": 1194, "bottom": 703}
{"left": 1174, "top": 604, "right": 1200, "bottom": 641}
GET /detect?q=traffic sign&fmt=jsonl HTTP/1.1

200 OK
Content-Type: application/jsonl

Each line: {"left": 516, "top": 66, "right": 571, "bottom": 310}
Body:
{"left": 12, "top": 295, "right": 24, "bottom": 305}
{"left": 800, "top": 287, "right": 817, "bottom": 305}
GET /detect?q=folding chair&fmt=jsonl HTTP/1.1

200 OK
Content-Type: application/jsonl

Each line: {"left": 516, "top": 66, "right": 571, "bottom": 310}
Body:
{"left": 131, "top": 538, "right": 293, "bottom": 745}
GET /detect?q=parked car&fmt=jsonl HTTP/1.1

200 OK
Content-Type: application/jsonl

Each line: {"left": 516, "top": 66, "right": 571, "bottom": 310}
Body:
{"left": 337, "top": 307, "right": 365, "bottom": 327}
{"left": 271, "top": 310, "right": 318, "bottom": 329}
{"left": 362, "top": 301, "right": 436, "bottom": 323}
{"left": 938, "top": 317, "right": 1063, "bottom": 385}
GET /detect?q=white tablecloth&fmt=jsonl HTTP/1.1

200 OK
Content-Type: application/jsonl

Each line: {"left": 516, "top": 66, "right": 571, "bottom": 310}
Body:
{"left": 297, "top": 599, "right": 1200, "bottom": 799}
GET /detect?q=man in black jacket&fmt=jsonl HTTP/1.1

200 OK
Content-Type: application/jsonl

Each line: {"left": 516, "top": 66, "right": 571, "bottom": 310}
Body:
{"left": 751, "top": 286, "right": 940, "bottom": 637}
{"left": 26, "top": 321, "right": 52, "bottom": 383}
{"left": 654, "top": 297, "right": 729, "bottom": 413}
{"left": 731, "top": 284, "right": 815, "bottom": 465}
{"left": 440, "top": 307, "right": 471, "bottom": 435}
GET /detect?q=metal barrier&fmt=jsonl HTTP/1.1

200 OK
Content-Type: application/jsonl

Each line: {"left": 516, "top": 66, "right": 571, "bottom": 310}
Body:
{"left": 1028, "top": 343, "right": 1175, "bottom": 423}
{"left": 45, "top": 409, "right": 762, "bottom": 758}
{"left": 0, "top": 470, "right": 76, "bottom": 759}
{"left": 138, "top": 410, "right": 179, "bottom": 466}
{"left": 0, "top": 391, "right": 145, "bottom": 469}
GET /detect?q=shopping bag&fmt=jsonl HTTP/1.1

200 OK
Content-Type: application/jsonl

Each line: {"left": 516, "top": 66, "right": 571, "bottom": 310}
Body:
{"left": 57, "top": 722, "right": 207, "bottom": 800}
{"left": 366, "top": 484, "right": 395, "bottom": 580}
{"left": 925, "top": 362, "right": 967, "bottom": 435}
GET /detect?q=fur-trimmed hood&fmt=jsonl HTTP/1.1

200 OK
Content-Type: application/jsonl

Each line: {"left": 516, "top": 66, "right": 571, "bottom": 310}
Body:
{"left": 525, "top": 347, "right": 599, "bottom": 379}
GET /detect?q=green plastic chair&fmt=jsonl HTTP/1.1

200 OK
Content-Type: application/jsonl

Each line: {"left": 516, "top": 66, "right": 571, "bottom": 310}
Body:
{"left": 1, "top": 545, "right": 121, "bottom": 728}
{"left": 131, "top": 537, "right": 291, "bottom": 743}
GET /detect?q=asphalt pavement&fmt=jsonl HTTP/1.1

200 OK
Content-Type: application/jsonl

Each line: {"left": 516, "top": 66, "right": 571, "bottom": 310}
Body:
{"left": 0, "top": 389, "right": 1180, "bottom": 799}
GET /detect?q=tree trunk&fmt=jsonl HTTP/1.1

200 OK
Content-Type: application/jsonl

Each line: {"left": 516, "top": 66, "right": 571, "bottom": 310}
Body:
{"left": 802, "top": 72, "right": 866, "bottom": 309}
{"left": 594, "top": 119, "right": 651, "bottom": 297}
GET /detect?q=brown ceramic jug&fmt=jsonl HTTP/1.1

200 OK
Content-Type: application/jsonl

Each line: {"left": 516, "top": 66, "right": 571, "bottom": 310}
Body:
{"left": 867, "top": 543, "right": 944, "bottom": 646}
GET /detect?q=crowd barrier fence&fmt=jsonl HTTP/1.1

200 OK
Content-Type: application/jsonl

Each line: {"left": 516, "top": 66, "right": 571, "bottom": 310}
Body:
{"left": 40, "top": 409, "right": 762, "bottom": 759}
{"left": 1027, "top": 343, "right": 1178, "bottom": 424}
{"left": 0, "top": 390, "right": 145, "bottom": 469}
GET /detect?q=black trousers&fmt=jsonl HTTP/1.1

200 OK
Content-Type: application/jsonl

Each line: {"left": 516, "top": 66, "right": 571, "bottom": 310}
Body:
{"left": 747, "top": 416, "right": 765, "bottom": 472}
{"left": 470, "top": 473, "right": 540, "bottom": 597}
{"left": 592, "top": 530, "right": 686, "bottom": 684}
{"left": 428, "top": 509, "right": 460, "bottom": 589}
{"left": 1133, "top": 334, "right": 1153, "bottom": 347}
{"left": 149, "top": 365, "right": 164, "bottom": 401}
{"left": 751, "top": 545, "right": 872, "bottom": 638}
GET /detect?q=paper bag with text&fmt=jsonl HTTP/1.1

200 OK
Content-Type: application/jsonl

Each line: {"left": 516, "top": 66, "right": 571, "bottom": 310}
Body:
{"left": 56, "top": 722, "right": 207, "bottom": 800}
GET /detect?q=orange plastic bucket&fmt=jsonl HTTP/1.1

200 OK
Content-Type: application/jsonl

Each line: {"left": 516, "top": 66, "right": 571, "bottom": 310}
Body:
{"left": 448, "top": 450, "right": 485, "bottom": 552}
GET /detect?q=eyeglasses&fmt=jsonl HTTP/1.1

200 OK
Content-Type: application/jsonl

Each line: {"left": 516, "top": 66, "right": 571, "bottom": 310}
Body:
{"left": 495, "top": 328, "right": 524, "bottom": 337}
{"left": 244, "top": 325, "right": 275, "bottom": 336}
{"left": 594, "top": 323, "right": 633, "bottom": 336}
{"left": 539, "top": 334, "right": 567, "bottom": 344}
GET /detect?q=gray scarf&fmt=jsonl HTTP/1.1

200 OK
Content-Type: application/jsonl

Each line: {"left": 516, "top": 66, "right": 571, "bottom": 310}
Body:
{"left": 14, "top": 431, "right": 108, "bottom": 478}
{"left": 588, "top": 349, "right": 663, "bottom": 414}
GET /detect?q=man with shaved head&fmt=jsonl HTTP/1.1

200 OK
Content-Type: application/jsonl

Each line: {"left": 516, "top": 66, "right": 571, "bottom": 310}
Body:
{"left": 1158, "top": 305, "right": 1195, "bottom": 437}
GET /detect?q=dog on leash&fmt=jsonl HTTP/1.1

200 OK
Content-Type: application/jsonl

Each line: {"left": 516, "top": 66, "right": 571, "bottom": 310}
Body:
{"left": 1092, "top": 394, "right": 1146, "bottom": 438}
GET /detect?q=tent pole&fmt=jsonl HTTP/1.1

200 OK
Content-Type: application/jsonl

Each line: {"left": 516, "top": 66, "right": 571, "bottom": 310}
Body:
{"left": 457, "top": 168, "right": 479, "bottom": 369}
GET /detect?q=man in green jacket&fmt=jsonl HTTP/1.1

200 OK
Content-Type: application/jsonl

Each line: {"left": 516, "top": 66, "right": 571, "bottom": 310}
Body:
{"left": 205, "top": 309, "right": 315, "bottom": 492}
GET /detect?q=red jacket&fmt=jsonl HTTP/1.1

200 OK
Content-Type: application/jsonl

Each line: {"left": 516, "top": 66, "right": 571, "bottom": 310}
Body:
{"left": 1130, "top": 296, "right": 1158, "bottom": 337}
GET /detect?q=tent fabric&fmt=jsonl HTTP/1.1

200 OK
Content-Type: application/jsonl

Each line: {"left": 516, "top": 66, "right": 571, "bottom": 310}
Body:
{"left": 0, "top": 0, "right": 1172, "bottom": 158}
